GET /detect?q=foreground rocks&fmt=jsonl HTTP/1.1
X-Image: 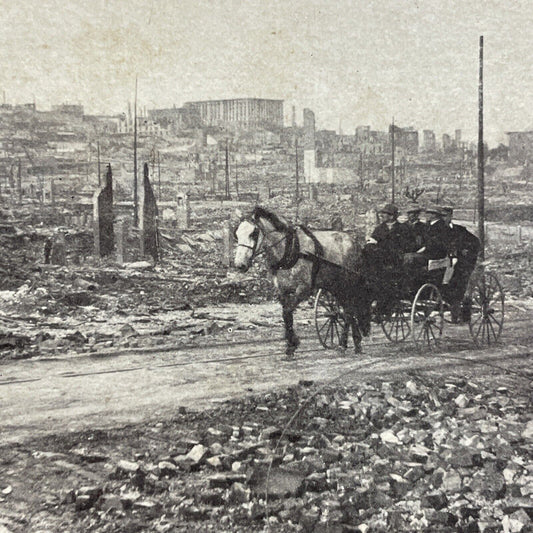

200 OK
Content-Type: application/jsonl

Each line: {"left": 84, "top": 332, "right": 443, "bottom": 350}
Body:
{"left": 1, "top": 374, "right": 531, "bottom": 532}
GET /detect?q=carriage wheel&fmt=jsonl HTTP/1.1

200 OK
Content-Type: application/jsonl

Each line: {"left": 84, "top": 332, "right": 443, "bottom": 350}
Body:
{"left": 411, "top": 283, "right": 444, "bottom": 350}
{"left": 379, "top": 301, "right": 411, "bottom": 343}
{"left": 314, "top": 288, "right": 346, "bottom": 349}
{"left": 467, "top": 271, "right": 504, "bottom": 346}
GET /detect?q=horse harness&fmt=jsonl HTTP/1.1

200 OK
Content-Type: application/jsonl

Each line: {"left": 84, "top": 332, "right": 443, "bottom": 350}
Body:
{"left": 262, "top": 224, "right": 325, "bottom": 289}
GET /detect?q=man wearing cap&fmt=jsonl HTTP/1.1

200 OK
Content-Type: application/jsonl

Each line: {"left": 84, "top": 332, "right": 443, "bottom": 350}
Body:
{"left": 418, "top": 205, "right": 449, "bottom": 260}
{"left": 366, "top": 203, "right": 414, "bottom": 265}
{"left": 363, "top": 203, "right": 413, "bottom": 314}
{"left": 440, "top": 206, "right": 480, "bottom": 322}
{"left": 405, "top": 203, "right": 426, "bottom": 252}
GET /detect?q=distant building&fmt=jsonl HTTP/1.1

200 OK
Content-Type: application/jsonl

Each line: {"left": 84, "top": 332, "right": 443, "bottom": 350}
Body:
{"left": 391, "top": 125, "right": 418, "bottom": 155}
{"left": 506, "top": 131, "right": 533, "bottom": 165}
{"left": 355, "top": 126, "right": 388, "bottom": 154}
{"left": 303, "top": 108, "right": 316, "bottom": 150}
{"left": 355, "top": 126, "right": 370, "bottom": 144}
{"left": 442, "top": 133, "right": 453, "bottom": 152}
{"left": 52, "top": 104, "right": 84, "bottom": 118}
{"left": 148, "top": 106, "right": 202, "bottom": 130}
{"left": 423, "top": 130, "right": 436, "bottom": 152}
{"left": 455, "top": 129, "right": 462, "bottom": 146}
{"left": 184, "top": 98, "right": 283, "bottom": 129}
{"left": 117, "top": 114, "right": 164, "bottom": 136}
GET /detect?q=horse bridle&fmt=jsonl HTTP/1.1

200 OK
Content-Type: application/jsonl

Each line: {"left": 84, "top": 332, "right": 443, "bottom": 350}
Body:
{"left": 236, "top": 220, "right": 286, "bottom": 259}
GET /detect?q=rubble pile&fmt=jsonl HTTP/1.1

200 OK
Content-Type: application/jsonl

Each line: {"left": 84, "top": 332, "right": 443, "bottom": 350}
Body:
{"left": 3, "top": 376, "right": 531, "bottom": 532}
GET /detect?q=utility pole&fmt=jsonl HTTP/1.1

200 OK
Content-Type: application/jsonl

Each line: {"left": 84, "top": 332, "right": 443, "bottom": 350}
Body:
{"left": 234, "top": 154, "right": 239, "bottom": 199}
{"left": 225, "top": 138, "right": 230, "bottom": 200}
{"left": 17, "top": 159, "right": 22, "bottom": 204}
{"left": 295, "top": 138, "right": 299, "bottom": 201}
{"left": 391, "top": 117, "right": 395, "bottom": 203}
{"left": 477, "top": 35, "right": 485, "bottom": 262}
{"left": 97, "top": 141, "right": 101, "bottom": 187}
{"left": 133, "top": 76, "right": 139, "bottom": 227}
{"left": 157, "top": 150, "right": 161, "bottom": 202}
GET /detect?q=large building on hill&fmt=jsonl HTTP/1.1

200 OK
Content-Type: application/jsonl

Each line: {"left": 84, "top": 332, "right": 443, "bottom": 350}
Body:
{"left": 184, "top": 98, "right": 284, "bottom": 129}
{"left": 506, "top": 130, "right": 533, "bottom": 165}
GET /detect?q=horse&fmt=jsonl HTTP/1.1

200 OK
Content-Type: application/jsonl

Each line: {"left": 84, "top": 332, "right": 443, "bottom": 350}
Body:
{"left": 233, "top": 206, "right": 372, "bottom": 357}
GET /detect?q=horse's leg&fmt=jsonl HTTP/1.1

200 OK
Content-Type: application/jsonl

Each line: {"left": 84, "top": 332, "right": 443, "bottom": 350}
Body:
{"left": 281, "top": 302, "right": 299, "bottom": 356}
{"left": 338, "top": 305, "right": 349, "bottom": 353}
{"left": 346, "top": 305, "right": 362, "bottom": 354}
{"left": 351, "top": 316, "right": 362, "bottom": 354}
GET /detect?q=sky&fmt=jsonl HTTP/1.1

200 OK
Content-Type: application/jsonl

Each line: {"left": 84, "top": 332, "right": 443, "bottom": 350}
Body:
{"left": 0, "top": 0, "right": 531, "bottom": 146}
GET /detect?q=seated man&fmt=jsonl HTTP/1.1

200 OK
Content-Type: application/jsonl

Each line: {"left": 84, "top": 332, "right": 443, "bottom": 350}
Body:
{"left": 404, "top": 203, "right": 426, "bottom": 250}
{"left": 440, "top": 206, "right": 481, "bottom": 322}
{"left": 364, "top": 203, "right": 413, "bottom": 311}
{"left": 405, "top": 205, "right": 451, "bottom": 287}
{"left": 366, "top": 203, "right": 413, "bottom": 267}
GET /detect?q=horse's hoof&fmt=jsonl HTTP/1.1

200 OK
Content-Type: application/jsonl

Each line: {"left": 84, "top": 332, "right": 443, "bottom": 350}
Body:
{"left": 353, "top": 344, "right": 362, "bottom": 354}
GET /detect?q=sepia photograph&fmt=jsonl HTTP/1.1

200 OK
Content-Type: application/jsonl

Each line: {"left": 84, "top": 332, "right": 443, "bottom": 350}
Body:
{"left": 0, "top": 1, "right": 532, "bottom": 531}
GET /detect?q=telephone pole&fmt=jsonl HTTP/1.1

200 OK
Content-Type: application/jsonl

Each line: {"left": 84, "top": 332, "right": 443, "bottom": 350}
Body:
{"left": 295, "top": 138, "right": 299, "bottom": 201}
{"left": 97, "top": 141, "right": 101, "bottom": 187}
{"left": 391, "top": 117, "right": 395, "bottom": 203}
{"left": 133, "top": 76, "right": 139, "bottom": 227}
{"left": 477, "top": 36, "right": 485, "bottom": 262}
{"left": 225, "top": 138, "right": 230, "bottom": 200}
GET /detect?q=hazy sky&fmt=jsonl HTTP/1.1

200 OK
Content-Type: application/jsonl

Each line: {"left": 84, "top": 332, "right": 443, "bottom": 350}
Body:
{"left": 0, "top": 0, "right": 531, "bottom": 145}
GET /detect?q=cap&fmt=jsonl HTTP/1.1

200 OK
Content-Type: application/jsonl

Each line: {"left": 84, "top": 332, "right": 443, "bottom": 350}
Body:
{"left": 440, "top": 205, "right": 454, "bottom": 215}
{"left": 379, "top": 203, "right": 399, "bottom": 216}
{"left": 406, "top": 203, "right": 422, "bottom": 214}
{"left": 425, "top": 205, "right": 443, "bottom": 216}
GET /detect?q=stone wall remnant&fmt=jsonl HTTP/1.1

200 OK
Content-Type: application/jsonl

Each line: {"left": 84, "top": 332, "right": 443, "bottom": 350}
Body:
{"left": 93, "top": 164, "right": 114, "bottom": 257}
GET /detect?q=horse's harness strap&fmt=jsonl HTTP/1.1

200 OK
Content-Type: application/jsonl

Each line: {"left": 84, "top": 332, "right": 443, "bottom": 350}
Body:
{"left": 296, "top": 225, "right": 324, "bottom": 289}
{"left": 271, "top": 225, "right": 300, "bottom": 271}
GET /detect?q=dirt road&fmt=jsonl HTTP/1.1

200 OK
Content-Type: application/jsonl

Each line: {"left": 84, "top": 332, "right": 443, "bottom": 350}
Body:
{"left": 1, "top": 302, "right": 531, "bottom": 446}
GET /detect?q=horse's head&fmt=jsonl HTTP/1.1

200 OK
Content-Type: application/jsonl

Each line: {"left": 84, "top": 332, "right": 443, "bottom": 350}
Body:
{"left": 233, "top": 218, "right": 263, "bottom": 272}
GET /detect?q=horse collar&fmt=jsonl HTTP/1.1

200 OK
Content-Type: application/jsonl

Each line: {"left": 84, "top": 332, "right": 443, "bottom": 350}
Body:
{"left": 270, "top": 226, "right": 300, "bottom": 271}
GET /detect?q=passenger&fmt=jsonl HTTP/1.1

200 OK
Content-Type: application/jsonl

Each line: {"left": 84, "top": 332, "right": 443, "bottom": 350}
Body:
{"left": 402, "top": 203, "right": 428, "bottom": 289}
{"left": 440, "top": 206, "right": 481, "bottom": 322}
{"left": 366, "top": 203, "right": 413, "bottom": 267}
{"left": 418, "top": 205, "right": 449, "bottom": 261}
{"left": 404, "top": 203, "right": 426, "bottom": 252}
{"left": 364, "top": 203, "right": 412, "bottom": 312}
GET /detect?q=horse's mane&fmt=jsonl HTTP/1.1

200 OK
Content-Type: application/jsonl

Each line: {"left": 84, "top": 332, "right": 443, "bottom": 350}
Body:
{"left": 252, "top": 206, "right": 290, "bottom": 232}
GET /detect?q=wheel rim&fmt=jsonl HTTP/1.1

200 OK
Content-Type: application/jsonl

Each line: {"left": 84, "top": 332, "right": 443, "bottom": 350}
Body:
{"left": 411, "top": 283, "right": 443, "bottom": 350}
{"left": 314, "top": 289, "right": 346, "bottom": 349}
{"left": 468, "top": 272, "right": 504, "bottom": 346}
{"left": 380, "top": 301, "right": 411, "bottom": 343}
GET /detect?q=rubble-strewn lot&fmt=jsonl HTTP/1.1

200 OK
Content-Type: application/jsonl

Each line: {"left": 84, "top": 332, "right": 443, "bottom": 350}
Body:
{"left": 1, "top": 374, "right": 532, "bottom": 532}
{"left": 1, "top": 197, "right": 533, "bottom": 532}
{"left": 1, "top": 197, "right": 532, "bottom": 363}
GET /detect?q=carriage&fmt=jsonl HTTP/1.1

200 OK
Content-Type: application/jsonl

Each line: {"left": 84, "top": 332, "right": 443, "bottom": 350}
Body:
{"left": 314, "top": 261, "right": 504, "bottom": 351}
{"left": 234, "top": 206, "right": 504, "bottom": 357}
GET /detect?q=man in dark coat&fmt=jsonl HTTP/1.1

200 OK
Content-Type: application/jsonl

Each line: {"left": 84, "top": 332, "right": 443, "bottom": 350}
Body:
{"left": 404, "top": 203, "right": 426, "bottom": 252}
{"left": 420, "top": 205, "right": 449, "bottom": 260}
{"left": 440, "top": 206, "right": 481, "bottom": 322}
{"left": 364, "top": 203, "right": 413, "bottom": 312}
{"left": 367, "top": 203, "right": 414, "bottom": 266}
{"left": 406, "top": 205, "right": 451, "bottom": 288}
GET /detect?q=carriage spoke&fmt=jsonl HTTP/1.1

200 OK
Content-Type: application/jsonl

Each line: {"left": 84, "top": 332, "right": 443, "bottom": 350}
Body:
{"left": 488, "top": 313, "right": 502, "bottom": 329}
{"left": 474, "top": 318, "right": 484, "bottom": 340}
{"left": 487, "top": 319, "right": 498, "bottom": 343}
{"left": 470, "top": 312, "right": 483, "bottom": 328}
{"left": 428, "top": 324, "right": 438, "bottom": 344}
{"left": 318, "top": 319, "right": 331, "bottom": 334}
{"left": 332, "top": 319, "right": 342, "bottom": 344}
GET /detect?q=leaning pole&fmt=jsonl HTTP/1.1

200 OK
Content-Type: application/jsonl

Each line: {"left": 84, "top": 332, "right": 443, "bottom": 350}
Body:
{"left": 477, "top": 35, "right": 485, "bottom": 262}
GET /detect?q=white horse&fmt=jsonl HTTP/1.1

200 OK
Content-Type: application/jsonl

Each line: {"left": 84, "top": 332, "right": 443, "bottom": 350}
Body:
{"left": 234, "top": 206, "right": 372, "bottom": 357}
